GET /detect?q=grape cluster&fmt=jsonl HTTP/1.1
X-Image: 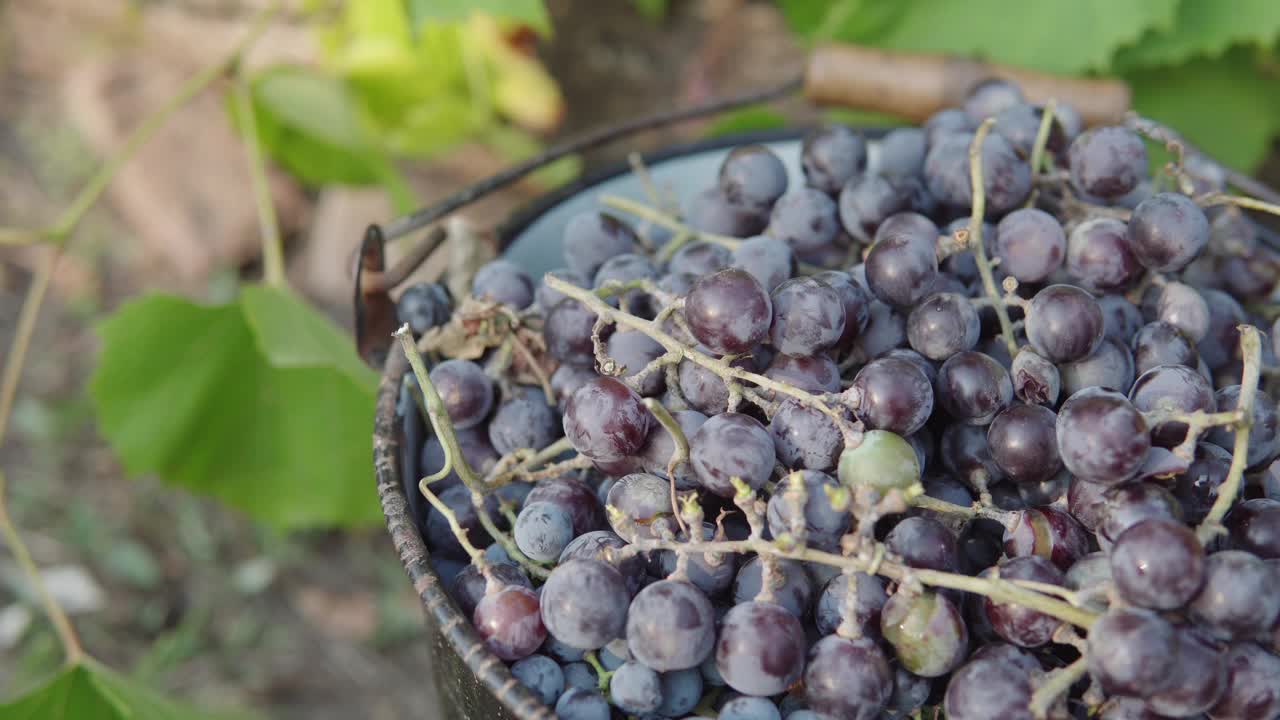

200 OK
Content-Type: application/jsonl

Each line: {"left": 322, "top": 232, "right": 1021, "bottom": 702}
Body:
{"left": 395, "top": 77, "right": 1280, "bottom": 720}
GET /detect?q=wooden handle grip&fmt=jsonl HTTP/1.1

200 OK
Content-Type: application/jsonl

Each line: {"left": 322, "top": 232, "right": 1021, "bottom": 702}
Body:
{"left": 804, "top": 43, "right": 1131, "bottom": 127}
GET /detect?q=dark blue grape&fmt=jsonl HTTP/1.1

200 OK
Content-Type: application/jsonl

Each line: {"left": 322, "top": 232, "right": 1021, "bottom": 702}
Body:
{"left": 814, "top": 571, "right": 888, "bottom": 638}
{"left": 801, "top": 125, "right": 867, "bottom": 195}
{"left": 1088, "top": 606, "right": 1178, "bottom": 698}
{"left": 994, "top": 102, "right": 1065, "bottom": 159}
{"left": 766, "top": 189, "right": 841, "bottom": 258}
{"left": 559, "top": 530, "right": 645, "bottom": 595}
{"left": 545, "top": 298, "right": 599, "bottom": 367}
{"left": 715, "top": 601, "right": 806, "bottom": 696}
{"left": 563, "top": 212, "right": 638, "bottom": 278}
{"left": 764, "top": 351, "right": 841, "bottom": 394}
{"left": 670, "top": 240, "right": 732, "bottom": 277}
{"left": 720, "top": 144, "right": 789, "bottom": 212}
{"left": 1209, "top": 641, "right": 1280, "bottom": 720}
{"left": 1147, "top": 627, "right": 1229, "bottom": 718}
{"left": 609, "top": 661, "right": 662, "bottom": 714}
{"left": 995, "top": 208, "right": 1065, "bottom": 283}
{"left": 924, "top": 108, "right": 975, "bottom": 146}
{"left": 803, "top": 635, "right": 892, "bottom": 720}
{"left": 1060, "top": 337, "right": 1135, "bottom": 397}
{"left": 488, "top": 387, "right": 560, "bottom": 455}
{"left": 766, "top": 470, "right": 849, "bottom": 551}
{"left": 963, "top": 78, "right": 1025, "bottom": 121}
{"left": 536, "top": 268, "right": 589, "bottom": 311}
{"left": 1110, "top": 517, "right": 1205, "bottom": 610}
{"left": 1190, "top": 550, "right": 1280, "bottom": 640}
{"left": 1057, "top": 388, "right": 1150, "bottom": 485}
{"left": 718, "top": 696, "right": 782, "bottom": 720}
{"left": 1128, "top": 192, "right": 1210, "bottom": 272}
{"left": 885, "top": 516, "right": 959, "bottom": 572}
{"left": 838, "top": 173, "right": 912, "bottom": 236}
{"left": 685, "top": 268, "right": 773, "bottom": 355}
{"left": 1066, "top": 217, "right": 1142, "bottom": 293}
{"left": 1227, "top": 498, "right": 1280, "bottom": 559}
{"left": 425, "top": 484, "right": 495, "bottom": 559}
{"left": 472, "top": 259, "right": 534, "bottom": 309}
{"left": 1068, "top": 125, "right": 1147, "bottom": 199}
{"left": 605, "top": 473, "right": 674, "bottom": 543}
{"left": 943, "top": 653, "right": 1035, "bottom": 720}
{"left": 732, "top": 235, "right": 795, "bottom": 293}
{"left": 936, "top": 351, "right": 1013, "bottom": 425}
{"left": 878, "top": 128, "right": 927, "bottom": 178}
{"left": 563, "top": 377, "right": 651, "bottom": 463}
{"left": 769, "top": 276, "right": 846, "bottom": 356}
{"left": 1208, "top": 385, "right": 1280, "bottom": 470}
{"left": 686, "top": 187, "right": 769, "bottom": 238}
{"left": 691, "top": 412, "right": 776, "bottom": 497}
{"left": 627, "top": 579, "right": 717, "bottom": 671}
{"left": 473, "top": 584, "right": 546, "bottom": 661}
{"left": 593, "top": 253, "right": 657, "bottom": 316}
{"left": 427, "top": 359, "right": 493, "bottom": 430}
{"left": 924, "top": 130, "right": 1031, "bottom": 215}
{"left": 864, "top": 212, "right": 939, "bottom": 308}
{"left": 1128, "top": 363, "right": 1215, "bottom": 446}
{"left": 732, "top": 557, "right": 813, "bottom": 618}
{"left": 605, "top": 330, "right": 665, "bottom": 397}
{"left": 907, "top": 292, "right": 980, "bottom": 361}
{"left": 1157, "top": 281, "right": 1210, "bottom": 343}
{"left": 397, "top": 281, "right": 452, "bottom": 335}
{"left": 555, "top": 687, "right": 609, "bottom": 720}
{"left": 513, "top": 501, "right": 574, "bottom": 564}
{"left": 510, "top": 654, "right": 564, "bottom": 707}
{"left": 853, "top": 300, "right": 907, "bottom": 359}
{"left": 769, "top": 399, "right": 842, "bottom": 472}
{"left": 656, "top": 667, "right": 703, "bottom": 717}
{"left": 540, "top": 559, "right": 629, "bottom": 650}
{"left": 1132, "top": 320, "right": 1199, "bottom": 375}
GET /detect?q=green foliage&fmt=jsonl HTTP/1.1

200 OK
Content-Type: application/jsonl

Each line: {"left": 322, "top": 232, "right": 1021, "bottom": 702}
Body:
{"left": 89, "top": 288, "right": 381, "bottom": 530}
{"left": 632, "top": 0, "right": 669, "bottom": 22}
{"left": 705, "top": 107, "right": 788, "bottom": 137}
{"left": 406, "top": 0, "right": 552, "bottom": 35}
{"left": 779, "top": 0, "right": 1280, "bottom": 169}
{"left": 0, "top": 660, "right": 249, "bottom": 720}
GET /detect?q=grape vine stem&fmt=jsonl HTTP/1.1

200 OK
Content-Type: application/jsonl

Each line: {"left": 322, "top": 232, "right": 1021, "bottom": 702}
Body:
{"left": 1196, "top": 324, "right": 1262, "bottom": 543}
{"left": 1028, "top": 657, "right": 1087, "bottom": 719}
{"left": 967, "top": 118, "right": 1020, "bottom": 358}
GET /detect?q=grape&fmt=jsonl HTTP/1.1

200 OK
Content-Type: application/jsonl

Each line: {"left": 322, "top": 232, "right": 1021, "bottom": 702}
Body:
{"left": 606, "top": 473, "right": 674, "bottom": 543}
{"left": 883, "top": 347, "right": 938, "bottom": 384}
{"left": 687, "top": 187, "right": 769, "bottom": 238}
{"left": 1066, "top": 217, "right": 1142, "bottom": 292}
{"left": 981, "top": 555, "right": 1063, "bottom": 647}
{"left": 555, "top": 687, "right": 611, "bottom": 720}
{"left": 1025, "top": 284, "right": 1104, "bottom": 363}
{"left": 1010, "top": 348, "right": 1060, "bottom": 405}
{"left": 803, "top": 635, "right": 892, "bottom": 720}
{"left": 605, "top": 330, "right": 666, "bottom": 396}
{"left": 1068, "top": 125, "right": 1147, "bottom": 199}
{"left": 886, "top": 516, "right": 959, "bottom": 572}
{"left": 944, "top": 655, "right": 1035, "bottom": 720}
{"left": 560, "top": 530, "right": 646, "bottom": 595}
{"left": 1099, "top": 481, "right": 1184, "bottom": 547}
{"left": 670, "top": 240, "right": 732, "bottom": 277}
{"left": 1199, "top": 289, "right": 1247, "bottom": 370}
{"left": 986, "top": 403, "right": 1061, "bottom": 485}
{"left": 720, "top": 144, "right": 788, "bottom": 212}
{"left": 1127, "top": 192, "right": 1210, "bottom": 273}
{"left": 839, "top": 173, "right": 913, "bottom": 236}
{"left": 396, "top": 281, "right": 452, "bottom": 335}
{"left": 767, "top": 470, "right": 849, "bottom": 551}
{"left": 425, "top": 359, "right": 494, "bottom": 430}
{"left": 563, "top": 212, "right": 639, "bottom": 278}
{"left": 924, "top": 108, "right": 975, "bottom": 145}
{"left": 537, "top": 268, "right": 589, "bottom": 311}
{"left": 656, "top": 667, "right": 703, "bottom": 716}
{"left": 525, "top": 477, "right": 604, "bottom": 538}
{"left": 864, "top": 213, "right": 940, "bottom": 308}
{"left": 764, "top": 352, "right": 841, "bottom": 394}
{"left": 1227, "top": 498, "right": 1280, "bottom": 559}
{"left": 510, "top": 654, "right": 564, "bottom": 707}
{"left": 610, "top": 661, "right": 662, "bottom": 714}
{"left": 599, "top": 638, "right": 630, "bottom": 670}
{"left": 448, "top": 561, "right": 532, "bottom": 618}
{"left": 1129, "top": 363, "right": 1215, "bottom": 446}
{"left": 940, "top": 423, "right": 1005, "bottom": 492}
{"left": 732, "top": 557, "right": 813, "bottom": 618}
{"left": 473, "top": 585, "right": 546, "bottom": 661}
{"left": 540, "top": 559, "right": 629, "bottom": 650}
{"left": 853, "top": 300, "right": 907, "bottom": 359}
{"left": 814, "top": 571, "right": 888, "bottom": 638}
{"left": 878, "top": 127, "right": 927, "bottom": 178}
{"left": 550, "top": 366, "right": 596, "bottom": 414}
{"left": 1064, "top": 551, "right": 1112, "bottom": 612}
{"left": 1003, "top": 506, "right": 1090, "bottom": 570}
{"left": 1088, "top": 606, "right": 1179, "bottom": 697}
{"left": 994, "top": 208, "right": 1065, "bottom": 283}
{"left": 472, "top": 259, "right": 535, "bottom": 310}
{"left": 626, "top": 579, "right": 716, "bottom": 671}
{"left": 1209, "top": 642, "right": 1280, "bottom": 720}
{"left": 766, "top": 189, "right": 840, "bottom": 257}
{"left": 1066, "top": 477, "right": 1109, "bottom": 532}
{"left": 562, "top": 662, "right": 597, "bottom": 691}
{"left": 593, "top": 253, "right": 657, "bottom": 316}
{"left": 488, "top": 387, "right": 560, "bottom": 455}
{"left": 719, "top": 696, "right": 782, "bottom": 720}
{"left": 513, "top": 501, "right": 575, "bottom": 564}
{"left": 1095, "top": 698, "right": 1161, "bottom": 720}
{"left": 1190, "top": 550, "right": 1280, "bottom": 642}
{"left": 1157, "top": 281, "right": 1211, "bottom": 343}
{"left": 769, "top": 276, "right": 846, "bottom": 356}
{"left": 563, "top": 377, "right": 651, "bottom": 463}
{"left": 1099, "top": 293, "right": 1145, "bottom": 343}
{"left": 545, "top": 298, "right": 600, "bottom": 366}
{"left": 924, "top": 130, "right": 1031, "bottom": 215}
{"left": 1057, "top": 388, "right": 1150, "bottom": 485}
{"left": 690, "top": 412, "right": 776, "bottom": 497}
{"left": 685, "top": 268, "right": 773, "bottom": 355}
{"left": 839, "top": 429, "right": 921, "bottom": 497}
{"left": 801, "top": 125, "right": 867, "bottom": 194}
{"left": 1060, "top": 337, "right": 1136, "bottom": 397}
{"left": 881, "top": 590, "right": 968, "bottom": 677}
{"left": 1172, "top": 442, "right": 1232, "bottom": 524}
{"left": 963, "top": 78, "right": 1025, "bottom": 121}
{"left": 639, "top": 409, "right": 708, "bottom": 486}
{"left": 677, "top": 352, "right": 745, "bottom": 415}
{"left": 425, "top": 484, "right": 495, "bottom": 559}
{"left": 715, "top": 601, "right": 806, "bottom": 696}
{"left": 1208, "top": 385, "right": 1280, "bottom": 470}
{"left": 419, "top": 427, "right": 498, "bottom": 495}
{"left": 1132, "top": 320, "right": 1199, "bottom": 375}
{"left": 769, "top": 400, "right": 843, "bottom": 472}
{"left": 1110, "top": 517, "right": 1206, "bottom": 609}
{"left": 936, "top": 351, "right": 1013, "bottom": 425}
{"left": 906, "top": 292, "right": 980, "bottom": 361}
{"left": 848, "top": 356, "right": 935, "bottom": 435}
{"left": 732, "top": 235, "right": 794, "bottom": 293}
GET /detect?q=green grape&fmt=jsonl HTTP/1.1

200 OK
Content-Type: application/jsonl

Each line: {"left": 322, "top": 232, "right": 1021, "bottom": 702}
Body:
{"left": 838, "top": 429, "right": 921, "bottom": 497}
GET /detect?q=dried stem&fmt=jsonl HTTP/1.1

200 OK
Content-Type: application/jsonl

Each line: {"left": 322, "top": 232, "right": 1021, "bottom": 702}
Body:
{"left": 968, "top": 118, "right": 1020, "bottom": 358}
{"left": 1197, "top": 325, "right": 1262, "bottom": 543}
{"left": 643, "top": 398, "right": 691, "bottom": 536}
{"left": 1200, "top": 192, "right": 1280, "bottom": 220}
{"left": 1029, "top": 657, "right": 1087, "bottom": 720}
{"left": 908, "top": 488, "right": 1017, "bottom": 526}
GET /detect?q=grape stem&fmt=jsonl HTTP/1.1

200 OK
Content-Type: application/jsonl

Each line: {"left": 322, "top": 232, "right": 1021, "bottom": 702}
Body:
{"left": 418, "top": 479, "right": 486, "bottom": 565}
{"left": 1028, "top": 657, "right": 1087, "bottom": 720}
{"left": 907, "top": 487, "right": 1016, "bottom": 526}
{"left": 395, "top": 325, "right": 551, "bottom": 579}
{"left": 1196, "top": 324, "right": 1262, "bottom": 543}
{"left": 1028, "top": 98, "right": 1057, "bottom": 181}
{"left": 1142, "top": 407, "right": 1244, "bottom": 462}
{"left": 967, "top": 118, "right": 1020, "bottom": 358}
{"left": 583, "top": 651, "right": 615, "bottom": 693}
{"left": 643, "top": 397, "right": 691, "bottom": 536}
{"left": 1199, "top": 192, "right": 1280, "bottom": 220}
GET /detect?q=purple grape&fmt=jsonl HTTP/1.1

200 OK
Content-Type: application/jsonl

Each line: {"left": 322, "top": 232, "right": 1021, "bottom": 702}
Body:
{"left": 1199, "top": 288, "right": 1247, "bottom": 370}
{"left": 878, "top": 127, "right": 927, "bottom": 178}
{"left": 849, "top": 356, "right": 935, "bottom": 435}
{"left": 769, "top": 276, "right": 846, "bottom": 356}
{"left": 880, "top": 590, "right": 967, "bottom": 678}
{"left": 719, "top": 144, "right": 788, "bottom": 212}
{"left": 1068, "top": 125, "right": 1147, "bottom": 199}
{"left": 715, "top": 601, "right": 806, "bottom": 696}
{"left": 995, "top": 102, "right": 1066, "bottom": 159}
{"left": 732, "top": 235, "right": 795, "bottom": 292}
{"left": 514, "top": 501, "right": 575, "bottom": 564}
{"left": 986, "top": 403, "right": 1061, "bottom": 485}
{"left": 885, "top": 516, "right": 959, "bottom": 572}
{"left": 1173, "top": 442, "right": 1232, "bottom": 524}
{"left": 545, "top": 298, "right": 600, "bottom": 367}
{"left": 1088, "top": 606, "right": 1179, "bottom": 697}
{"left": 425, "top": 484, "right": 495, "bottom": 559}
{"left": 559, "top": 530, "right": 646, "bottom": 595}
{"left": 448, "top": 561, "right": 532, "bottom": 618}
{"left": 690, "top": 412, "right": 776, "bottom": 497}
{"left": 1191, "top": 550, "right": 1280, "bottom": 641}
{"left": 1003, "top": 506, "right": 1090, "bottom": 570}
{"left": 803, "top": 635, "right": 892, "bottom": 720}
{"left": 1064, "top": 551, "right": 1112, "bottom": 612}
{"left": 656, "top": 667, "right": 702, "bottom": 716}
{"left": 1025, "top": 284, "right": 1104, "bottom": 363}
{"left": 605, "top": 473, "right": 673, "bottom": 543}
{"left": 906, "top": 292, "right": 980, "bottom": 362}
{"left": 1128, "top": 192, "right": 1210, "bottom": 273}
{"left": 685, "top": 268, "right": 773, "bottom": 355}
{"left": 1066, "top": 217, "right": 1142, "bottom": 292}
{"left": 1056, "top": 388, "right": 1150, "bottom": 485}
{"left": 397, "top": 281, "right": 452, "bottom": 335}
{"left": 655, "top": 522, "right": 737, "bottom": 597}
{"left": 610, "top": 660, "right": 661, "bottom": 714}
{"left": 555, "top": 687, "right": 609, "bottom": 720}
{"left": 718, "top": 696, "right": 782, "bottom": 720}
{"left": 864, "top": 212, "right": 940, "bottom": 308}
{"left": 669, "top": 240, "right": 732, "bottom": 277}
{"left": 838, "top": 173, "right": 913, "bottom": 236}
{"left": 814, "top": 571, "right": 888, "bottom": 638}
{"left": 539, "top": 559, "right": 629, "bottom": 650}
{"left": 1208, "top": 385, "right": 1280, "bottom": 470}
{"left": 801, "top": 125, "right": 867, "bottom": 195}
{"left": 593, "top": 253, "right": 657, "bottom": 316}
{"left": 472, "top": 259, "right": 535, "bottom": 309}
{"left": 963, "top": 78, "right": 1025, "bottom": 121}
{"left": 732, "top": 556, "right": 813, "bottom": 619}
{"left": 563, "top": 212, "right": 638, "bottom": 278}
{"left": 1099, "top": 293, "right": 1145, "bottom": 342}
{"left": 563, "top": 377, "right": 651, "bottom": 463}
{"left": 1157, "top": 281, "right": 1211, "bottom": 343}
{"left": 982, "top": 555, "right": 1063, "bottom": 647}
{"left": 924, "top": 108, "right": 975, "bottom": 146}
{"left": 1110, "top": 517, "right": 1206, "bottom": 609}
{"left": 769, "top": 399, "right": 842, "bottom": 472}
{"left": 426, "top": 359, "right": 494, "bottom": 430}
{"left": 924, "top": 130, "right": 1031, "bottom": 215}
{"left": 940, "top": 423, "right": 1005, "bottom": 492}
{"left": 1210, "top": 642, "right": 1280, "bottom": 720}
{"left": 944, "top": 653, "right": 1035, "bottom": 720}
{"left": 605, "top": 330, "right": 666, "bottom": 396}
{"left": 936, "top": 350, "right": 1013, "bottom": 425}
{"left": 766, "top": 189, "right": 840, "bottom": 258}
{"left": 687, "top": 187, "right": 769, "bottom": 238}
{"left": 676, "top": 352, "right": 748, "bottom": 415}
{"left": 853, "top": 300, "right": 907, "bottom": 359}
{"left": 994, "top": 208, "right": 1065, "bottom": 283}
{"left": 510, "top": 654, "right": 565, "bottom": 707}
{"left": 549, "top": 365, "right": 596, "bottom": 411}
{"left": 639, "top": 409, "right": 708, "bottom": 486}
{"left": 1010, "top": 348, "right": 1060, "bottom": 405}
{"left": 1132, "top": 320, "right": 1199, "bottom": 375}
{"left": 1227, "top": 498, "right": 1280, "bottom": 559}
{"left": 766, "top": 470, "right": 849, "bottom": 551}
{"left": 764, "top": 352, "right": 841, "bottom": 394}
{"left": 537, "top": 268, "right": 589, "bottom": 311}
{"left": 1099, "top": 481, "right": 1184, "bottom": 547}
{"left": 627, "top": 579, "right": 716, "bottom": 671}
{"left": 488, "top": 387, "right": 560, "bottom": 455}
{"left": 474, "top": 585, "right": 546, "bottom": 661}
{"left": 1059, "top": 337, "right": 1136, "bottom": 397}
{"left": 1128, "top": 364, "right": 1216, "bottom": 446}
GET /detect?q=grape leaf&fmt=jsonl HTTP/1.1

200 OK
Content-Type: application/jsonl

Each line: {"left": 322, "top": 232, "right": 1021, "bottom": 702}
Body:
{"left": 832, "top": 0, "right": 1179, "bottom": 74}
{"left": 0, "top": 661, "right": 248, "bottom": 719}
{"left": 777, "top": 0, "right": 905, "bottom": 44}
{"left": 90, "top": 290, "right": 381, "bottom": 530}
{"left": 1128, "top": 49, "right": 1280, "bottom": 170}
{"left": 1115, "top": 0, "right": 1280, "bottom": 69}
{"left": 704, "top": 107, "right": 787, "bottom": 137}
{"left": 633, "top": 0, "right": 668, "bottom": 22}
{"left": 405, "top": 0, "right": 551, "bottom": 35}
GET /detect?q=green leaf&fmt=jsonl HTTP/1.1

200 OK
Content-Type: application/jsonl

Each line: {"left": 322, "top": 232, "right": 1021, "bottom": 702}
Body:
{"left": 1115, "top": 0, "right": 1280, "bottom": 69}
{"left": 632, "top": 0, "right": 668, "bottom": 22}
{"left": 243, "top": 66, "right": 386, "bottom": 185}
{"left": 704, "top": 107, "right": 788, "bottom": 138}
{"left": 778, "top": 0, "right": 905, "bottom": 44}
{"left": 1128, "top": 48, "right": 1280, "bottom": 170}
{"left": 0, "top": 661, "right": 248, "bottom": 719}
{"left": 405, "top": 0, "right": 551, "bottom": 36}
{"left": 90, "top": 290, "right": 381, "bottom": 530}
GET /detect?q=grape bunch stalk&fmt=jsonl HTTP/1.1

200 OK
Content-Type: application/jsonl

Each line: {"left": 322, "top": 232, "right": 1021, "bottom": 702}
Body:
{"left": 390, "top": 77, "right": 1280, "bottom": 720}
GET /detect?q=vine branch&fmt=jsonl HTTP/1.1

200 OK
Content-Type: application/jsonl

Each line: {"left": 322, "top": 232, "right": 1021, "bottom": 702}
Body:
{"left": 1197, "top": 324, "right": 1262, "bottom": 543}
{"left": 968, "top": 117, "right": 1019, "bottom": 358}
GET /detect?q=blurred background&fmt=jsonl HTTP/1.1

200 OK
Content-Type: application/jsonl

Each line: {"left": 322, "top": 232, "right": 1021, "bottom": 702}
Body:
{"left": 1, "top": 1, "right": 1278, "bottom": 718}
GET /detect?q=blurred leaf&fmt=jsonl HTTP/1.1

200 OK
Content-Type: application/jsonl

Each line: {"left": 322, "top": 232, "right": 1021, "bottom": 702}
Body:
{"left": 633, "top": 0, "right": 668, "bottom": 21}
{"left": 1129, "top": 48, "right": 1280, "bottom": 170}
{"left": 1115, "top": 0, "right": 1280, "bottom": 69}
{"left": 482, "top": 126, "right": 581, "bottom": 188}
{"left": 823, "top": 107, "right": 904, "bottom": 128}
{"left": 705, "top": 107, "right": 788, "bottom": 137}
{"left": 778, "top": 0, "right": 904, "bottom": 44}
{"left": 103, "top": 540, "right": 161, "bottom": 590}
{"left": 405, "top": 0, "right": 552, "bottom": 35}
{"left": 243, "top": 66, "right": 386, "bottom": 185}
{"left": 0, "top": 661, "right": 248, "bottom": 719}
{"left": 90, "top": 290, "right": 381, "bottom": 530}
